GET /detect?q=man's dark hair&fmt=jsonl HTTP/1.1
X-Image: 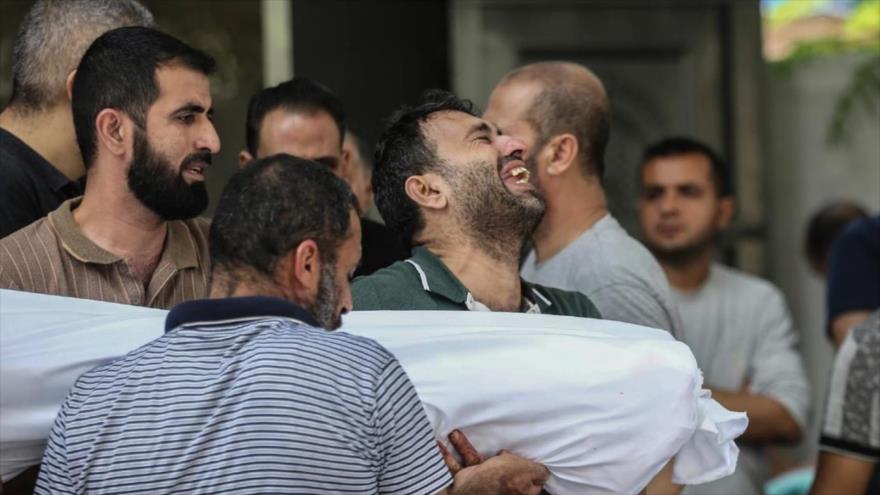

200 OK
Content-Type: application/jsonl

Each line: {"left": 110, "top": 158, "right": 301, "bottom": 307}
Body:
{"left": 804, "top": 201, "right": 868, "bottom": 275}
{"left": 373, "top": 89, "right": 477, "bottom": 246}
{"left": 210, "top": 154, "right": 358, "bottom": 282}
{"left": 71, "top": 26, "right": 216, "bottom": 168}
{"left": 245, "top": 77, "right": 346, "bottom": 156}
{"left": 9, "top": 0, "right": 153, "bottom": 113}
{"left": 640, "top": 137, "right": 732, "bottom": 197}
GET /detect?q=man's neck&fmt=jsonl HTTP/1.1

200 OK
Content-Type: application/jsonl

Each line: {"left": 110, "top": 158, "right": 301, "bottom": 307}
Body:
{"left": 0, "top": 105, "right": 85, "bottom": 181}
{"left": 658, "top": 247, "right": 715, "bottom": 292}
{"left": 424, "top": 239, "right": 523, "bottom": 312}
{"left": 532, "top": 175, "right": 607, "bottom": 263}
{"left": 209, "top": 274, "right": 291, "bottom": 301}
{"left": 73, "top": 173, "right": 168, "bottom": 280}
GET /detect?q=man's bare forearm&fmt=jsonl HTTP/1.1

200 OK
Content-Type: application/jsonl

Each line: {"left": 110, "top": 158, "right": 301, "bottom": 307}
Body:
{"left": 709, "top": 388, "right": 801, "bottom": 443}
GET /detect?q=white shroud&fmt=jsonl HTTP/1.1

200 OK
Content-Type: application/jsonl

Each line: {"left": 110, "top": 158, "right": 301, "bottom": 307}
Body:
{"left": 0, "top": 289, "right": 746, "bottom": 493}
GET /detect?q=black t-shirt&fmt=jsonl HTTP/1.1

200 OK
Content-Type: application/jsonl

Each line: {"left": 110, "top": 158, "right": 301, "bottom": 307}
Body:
{"left": 827, "top": 215, "right": 880, "bottom": 334}
{"left": 0, "top": 127, "right": 84, "bottom": 238}
{"left": 355, "top": 218, "right": 409, "bottom": 277}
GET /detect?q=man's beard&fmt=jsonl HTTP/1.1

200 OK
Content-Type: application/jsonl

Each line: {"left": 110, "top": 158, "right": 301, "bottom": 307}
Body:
{"left": 644, "top": 230, "right": 716, "bottom": 267}
{"left": 127, "top": 129, "right": 210, "bottom": 221}
{"left": 444, "top": 158, "right": 545, "bottom": 263}
{"left": 310, "top": 261, "right": 342, "bottom": 330}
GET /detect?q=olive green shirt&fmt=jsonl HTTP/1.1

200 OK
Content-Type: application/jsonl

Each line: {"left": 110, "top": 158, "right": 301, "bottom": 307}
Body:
{"left": 352, "top": 246, "right": 601, "bottom": 318}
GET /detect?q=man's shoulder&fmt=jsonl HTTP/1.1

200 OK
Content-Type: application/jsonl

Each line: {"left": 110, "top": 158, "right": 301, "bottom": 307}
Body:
{"left": 529, "top": 282, "right": 602, "bottom": 319}
{"left": 561, "top": 216, "right": 666, "bottom": 286}
{"left": 0, "top": 216, "right": 58, "bottom": 262}
{"left": 352, "top": 259, "right": 428, "bottom": 310}
{"left": 245, "top": 319, "right": 398, "bottom": 371}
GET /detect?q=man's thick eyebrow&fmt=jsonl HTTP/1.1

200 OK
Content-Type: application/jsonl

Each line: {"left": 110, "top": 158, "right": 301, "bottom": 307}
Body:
{"left": 465, "top": 121, "right": 496, "bottom": 138}
{"left": 172, "top": 103, "right": 213, "bottom": 116}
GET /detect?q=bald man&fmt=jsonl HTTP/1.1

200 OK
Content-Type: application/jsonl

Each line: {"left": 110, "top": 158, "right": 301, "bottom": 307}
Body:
{"left": 484, "top": 61, "right": 681, "bottom": 336}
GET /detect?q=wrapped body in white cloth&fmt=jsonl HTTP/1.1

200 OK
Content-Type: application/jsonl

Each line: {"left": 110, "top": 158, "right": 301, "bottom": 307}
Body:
{"left": 0, "top": 289, "right": 746, "bottom": 493}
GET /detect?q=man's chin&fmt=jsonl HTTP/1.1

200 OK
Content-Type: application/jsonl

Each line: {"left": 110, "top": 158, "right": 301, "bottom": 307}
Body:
{"left": 648, "top": 241, "right": 708, "bottom": 265}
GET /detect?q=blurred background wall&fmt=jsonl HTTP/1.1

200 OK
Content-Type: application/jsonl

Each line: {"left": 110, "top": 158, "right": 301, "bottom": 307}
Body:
{"left": 2, "top": 0, "right": 878, "bottom": 475}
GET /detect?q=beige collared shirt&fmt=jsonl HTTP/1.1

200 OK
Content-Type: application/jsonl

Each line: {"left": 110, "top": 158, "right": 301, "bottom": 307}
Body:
{"left": 0, "top": 198, "right": 210, "bottom": 308}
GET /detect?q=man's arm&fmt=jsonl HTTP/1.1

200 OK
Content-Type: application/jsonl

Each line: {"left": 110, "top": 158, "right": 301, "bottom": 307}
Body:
{"left": 711, "top": 286, "right": 808, "bottom": 444}
{"left": 644, "top": 458, "right": 682, "bottom": 495}
{"left": 809, "top": 451, "right": 876, "bottom": 495}
{"left": 33, "top": 401, "right": 75, "bottom": 494}
{"left": 830, "top": 310, "right": 872, "bottom": 347}
{"left": 708, "top": 386, "right": 802, "bottom": 444}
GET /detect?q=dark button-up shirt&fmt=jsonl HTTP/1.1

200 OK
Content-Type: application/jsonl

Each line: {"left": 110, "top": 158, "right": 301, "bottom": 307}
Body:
{"left": 0, "top": 128, "right": 84, "bottom": 238}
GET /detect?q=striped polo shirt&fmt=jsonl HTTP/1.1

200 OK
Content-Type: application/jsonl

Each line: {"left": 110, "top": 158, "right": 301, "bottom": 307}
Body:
{"left": 0, "top": 197, "right": 210, "bottom": 308}
{"left": 35, "top": 296, "right": 452, "bottom": 494}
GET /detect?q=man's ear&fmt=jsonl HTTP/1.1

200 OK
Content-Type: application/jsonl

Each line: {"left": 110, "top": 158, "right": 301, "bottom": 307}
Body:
{"left": 94, "top": 109, "right": 130, "bottom": 159}
{"left": 340, "top": 147, "right": 352, "bottom": 179}
{"left": 404, "top": 174, "right": 447, "bottom": 211}
{"left": 717, "top": 196, "right": 735, "bottom": 229}
{"left": 291, "top": 239, "right": 322, "bottom": 296}
{"left": 239, "top": 150, "right": 255, "bottom": 167}
{"left": 65, "top": 70, "right": 77, "bottom": 102}
{"left": 543, "top": 133, "right": 579, "bottom": 177}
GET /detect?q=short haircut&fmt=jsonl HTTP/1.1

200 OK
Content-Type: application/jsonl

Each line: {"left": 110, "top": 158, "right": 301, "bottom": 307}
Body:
{"left": 72, "top": 26, "right": 216, "bottom": 168}
{"left": 640, "top": 137, "right": 732, "bottom": 197}
{"left": 373, "top": 89, "right": 477, "bottom": 245}
{"left": 501, "top": 62, "right": 610, "bottom": 179}
{"left": 210, "top": 154, "right": 358, "bottom": 280}
{"left": 10, "top": 0, "right": 154, "bottom": 113}
{"left": 245, "top": 78, "right": 346, "bottom": 156}
{"left": 805, "top": 201, "right": 868, "bottom": 274}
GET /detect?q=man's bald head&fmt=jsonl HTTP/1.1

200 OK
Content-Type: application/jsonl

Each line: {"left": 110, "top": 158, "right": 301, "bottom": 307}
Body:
{"left": 497, "top": 61, "right": 610, "bottom": 179}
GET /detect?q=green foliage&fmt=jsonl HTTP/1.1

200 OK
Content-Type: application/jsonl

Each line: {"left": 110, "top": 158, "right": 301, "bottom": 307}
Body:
{"left": 766, "top": 0, "right": 832, "bottom": 28}
{"left": 827, "top": 54, "right": 880, "bottom": 145}
{"left": 765, "top": 0, "right": 879, "bottom": 145}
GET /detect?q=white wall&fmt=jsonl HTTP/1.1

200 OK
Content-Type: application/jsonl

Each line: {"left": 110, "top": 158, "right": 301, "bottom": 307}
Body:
{"left": 765, "top": 53, "right": 880, "bottom": 461}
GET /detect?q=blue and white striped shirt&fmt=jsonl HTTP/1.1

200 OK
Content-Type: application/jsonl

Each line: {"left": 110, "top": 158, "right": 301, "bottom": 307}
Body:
{"left": 35, "top": 296, "right": 452, "bottom": 494}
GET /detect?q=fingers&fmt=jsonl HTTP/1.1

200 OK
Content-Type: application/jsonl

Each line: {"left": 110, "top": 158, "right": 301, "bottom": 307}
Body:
{"left": 437, "top": 440, "right": 462, "bottom": 474}
{"left": 532, "top": 462, "right": 551, "bottom": 483}
{"left": 449, "top": 429, "right": 483, "bottom": 466}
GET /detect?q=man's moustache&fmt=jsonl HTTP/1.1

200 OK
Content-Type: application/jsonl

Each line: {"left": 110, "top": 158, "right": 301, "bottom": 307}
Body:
{"left": 182, "top": 152, "right": 213, "bottom": 168}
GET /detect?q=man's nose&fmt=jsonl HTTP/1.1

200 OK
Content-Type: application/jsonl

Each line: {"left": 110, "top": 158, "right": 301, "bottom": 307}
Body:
{"left": 659, "top": 193, "right": 679, "bottom": 214}
{"left": 197, "top": 120, "right": 221, "bottom": 154}
{"left": 340, "top": 289, "right": 353, "bottom": 316}
{"left": 498, "top": 134, "right": 527, "bottom": 158}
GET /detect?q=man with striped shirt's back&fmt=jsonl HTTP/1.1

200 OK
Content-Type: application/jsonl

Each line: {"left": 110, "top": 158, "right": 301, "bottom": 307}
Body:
{"left": 36, "top": 154, "right": 550, "bottom": 494}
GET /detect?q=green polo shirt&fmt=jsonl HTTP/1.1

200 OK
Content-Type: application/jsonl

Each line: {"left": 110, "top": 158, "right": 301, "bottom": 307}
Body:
{"left": 352, "top": 246, "right": 601, "bottom": 318}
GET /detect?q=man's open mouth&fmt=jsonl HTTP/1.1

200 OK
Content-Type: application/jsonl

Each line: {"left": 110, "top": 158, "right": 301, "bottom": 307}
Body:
{"left": 510, "top": 166, "right": 530, "bottom": 184}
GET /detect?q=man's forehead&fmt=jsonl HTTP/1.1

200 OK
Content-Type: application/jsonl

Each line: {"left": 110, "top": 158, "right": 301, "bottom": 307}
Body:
{"left": 423, "top": 110, "right": 498, "bottom": 139}
{"left": 260, "top": 108, "right": 342, "bottom": 155}
{"left": 154, "top": 64, "right": 212, "bottom": 105}
{"left": 644, "top": 153, "right": 714, "bottom": 183}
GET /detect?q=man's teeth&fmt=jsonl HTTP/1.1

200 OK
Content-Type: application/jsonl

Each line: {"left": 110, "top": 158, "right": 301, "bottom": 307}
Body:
{"left": 511, "top": 166, "right": 530, "bottom": 184}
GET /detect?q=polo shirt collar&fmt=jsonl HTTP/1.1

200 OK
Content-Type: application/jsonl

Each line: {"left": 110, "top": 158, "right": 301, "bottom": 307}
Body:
{"left": 48, "top": 197, "right": 200, "bottom": 269}
{"left": 165, "top": 296, "right": 319, "bottom": 331}
{"left": 408, "top": 246, "right": 553, "bottom": 312}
